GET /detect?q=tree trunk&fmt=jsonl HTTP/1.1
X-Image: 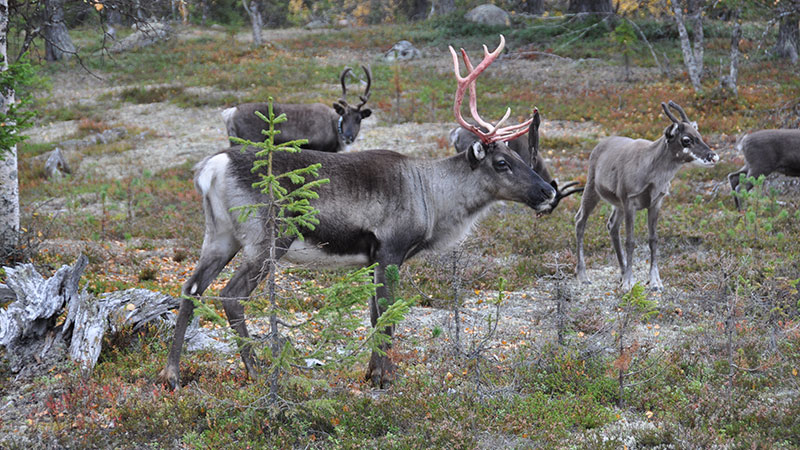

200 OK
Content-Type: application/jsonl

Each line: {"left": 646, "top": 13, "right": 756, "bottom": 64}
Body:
{"left": 568, "top": 0, "right": 612, "bottom": 15}
{"left": 0, "top": 0, "right": 19, "bottom": 261}
{"left": 428, "top": 0, "right": 455, "bottom": 17}
{"left": 242, "top": 0, "right": 263, "bottom": 47}
{"left": 773, "top": 12, "right": 799, "bottom": 64}
{"left": 723, "top": 8, "right": 742, "bottom": 96}
{"left": 526, "top": 0, "right": 545, "bottom": 15}
{"left": 671, "top": 0, "right": 703, "bottom": 92}
{"left": 43, "top": 0, "right": 76, "bottom": 61}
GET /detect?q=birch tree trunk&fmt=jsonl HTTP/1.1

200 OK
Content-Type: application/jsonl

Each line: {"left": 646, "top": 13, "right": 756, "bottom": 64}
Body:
{"left": 43, "top": 0, "right": 76, "bottom": 61}
{"left": 0, "top": 0, "right": 20, "bottom": 260}
{"left": 242, "top": 0, "right": 264, "bottom": 47}
{"left": 773, "top": 11, "right": 800, "bottom": 64}
{"left": 671, "top": 0, "right": 703, "bottom": 92}
{"left": 724, "top": 8, "right": 742, "bottom": 96}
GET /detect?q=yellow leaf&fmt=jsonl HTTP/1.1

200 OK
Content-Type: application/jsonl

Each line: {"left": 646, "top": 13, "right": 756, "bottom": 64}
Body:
{"left": 793, "top": 368, "right": 797, "bottom": 376}
{"left": 126, "top": 303, "right": 136, "bottom": 311}
{"left": 94, "top": 2, "right": 104, "bottom": 11}
{"left": 645, "top": 411, "right": 653, "bottom": 419}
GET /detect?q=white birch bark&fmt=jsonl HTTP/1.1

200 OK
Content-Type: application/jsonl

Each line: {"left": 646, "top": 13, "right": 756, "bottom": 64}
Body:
{"left": 242, "top": 0, "right": 263, "bottom": 47}
{"left": 0, "top": 0, "right": 20, "bottom": 257}
{"left": 725, "top": 8, "right": 742, "bottom": 96}
{"left": 671, "top": 0, "right": 703, "bottom": 92}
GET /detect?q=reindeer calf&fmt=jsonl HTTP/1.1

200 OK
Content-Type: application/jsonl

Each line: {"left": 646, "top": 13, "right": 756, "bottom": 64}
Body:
{"left": 575, "top": 101, "right": 718, "bottom": 291}
{"left": 728, "top": 129, "right": 800, "bottom": 209}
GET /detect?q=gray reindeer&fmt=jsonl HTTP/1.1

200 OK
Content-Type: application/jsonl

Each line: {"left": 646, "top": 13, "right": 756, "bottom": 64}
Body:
{"left": 160, "top": 35, "right": 555, "bottom": 389}
{"left": 222, "top": 66, "right": 372, "bottom": 152}
{"left": 728, "top": 129, "right": 800, "bottom": 209}
{"left": 575, "top": 101, "right": 718, "bottom": 291}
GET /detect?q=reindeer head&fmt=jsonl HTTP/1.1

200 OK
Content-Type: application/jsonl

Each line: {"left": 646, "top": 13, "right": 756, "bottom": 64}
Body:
{"left": 332, "top": 66, "right": 372, "bottom": 145}
{"left": 450, "top": 35, "right": 555, "bottom": 211}
{"left": 662, "top": 101, "right": 719, "bottom": 167}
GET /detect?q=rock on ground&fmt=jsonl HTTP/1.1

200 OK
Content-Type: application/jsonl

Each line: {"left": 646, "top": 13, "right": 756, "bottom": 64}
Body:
{"left": 465, "top": 4, "right": 511, "bottom": 27}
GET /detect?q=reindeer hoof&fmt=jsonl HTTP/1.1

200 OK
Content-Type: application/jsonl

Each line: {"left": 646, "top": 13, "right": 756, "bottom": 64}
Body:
{"left": 158, "top": 366, "right": 180, "bottom": 391}
{"left": 367, "top": 354, "right": 395, "bottom": 388}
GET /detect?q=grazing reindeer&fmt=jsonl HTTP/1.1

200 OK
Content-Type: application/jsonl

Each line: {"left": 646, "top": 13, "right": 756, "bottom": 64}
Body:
{"left": 222, "top": 66, "right": 372, "bottom": 152}
{"left": 450, "top": 108, "right": 583, "bottom": 214}
{"left": 575, "top": 101, "right": 718, "bottom": 291}
{"left": 727, "top": 129, "right": 800, "bottom": 209}
{"left": 160, "top": 35, "right": 556, "bottom": 389}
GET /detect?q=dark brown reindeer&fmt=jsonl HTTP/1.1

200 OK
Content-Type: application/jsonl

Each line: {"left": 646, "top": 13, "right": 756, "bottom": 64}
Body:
{"left": 450, "top": 108, "right": 583, "bottom": 214}
{"left": 222, "top": 66, "right": 372, "bottom": 152}
{"left": 575, "top": 101, "right": 718, "bottom": 291}
{"left": 727, "top": 129, "right": 800, "bottom": 209}
{"left": 160, "top": 35, "right": 556, "bottom": 389}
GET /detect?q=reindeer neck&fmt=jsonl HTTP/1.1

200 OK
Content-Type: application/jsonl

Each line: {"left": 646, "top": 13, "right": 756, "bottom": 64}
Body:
{"left": 415, "top": 155, "right": 497, "bottom": 249}
{"left": 638, "top": 136, "right": 685, "bottom": 189}
{"left": 647, "top": 136, "right": 684, "bottom": 172}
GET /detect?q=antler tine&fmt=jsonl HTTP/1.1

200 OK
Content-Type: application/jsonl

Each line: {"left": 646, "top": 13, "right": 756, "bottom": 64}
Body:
{"left": 558, "top": 180, "right": 584, "bottom": 197}
{"left": 668, "top": 100, "right": 691, "bottom": 122}
{"left": 339, "top": 67, "right": 353, "bottom": 104}
{"left": 661, "top": 101, "right": 679, "bottom": 123}
{"left": 449, "top": 35, "right": 509, "bottom": 144}
{"left": 357, "top": 65, "right": 372, "bottom": 108}
{"left": 459, "top": 49, "right": 494, "bottom": 130}
{"left": 528, "top": 108, "right": 540, "bottom": 163}
{"left": 494, "top": 118, "right": 533, "bottom": 142}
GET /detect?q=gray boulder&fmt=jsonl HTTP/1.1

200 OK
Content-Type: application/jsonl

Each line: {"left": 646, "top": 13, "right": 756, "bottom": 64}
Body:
{"left": 110, "top": 22, "right": 172, "bottom": 54}
{"left": 465, "top": 4, "right": 511, "bottom": 27}
{"left": 384, "top": 40, "right": 422, "bottom": 62}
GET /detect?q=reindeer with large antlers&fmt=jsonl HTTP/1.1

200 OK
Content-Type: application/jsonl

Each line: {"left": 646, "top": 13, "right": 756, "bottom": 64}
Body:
{"left": 575, "top": 101, "right": 718, "bottom": 291}
{"left": 450, "top": 107, "right": 584, "bottom": 214}
{"left": 222, "top": 66, "right": 372, "bottom": 152}
{"left": 160, "top": 36, "right": 554, "bottom": 389}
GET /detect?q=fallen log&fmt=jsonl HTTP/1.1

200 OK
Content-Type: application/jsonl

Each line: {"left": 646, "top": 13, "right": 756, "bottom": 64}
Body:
{"left": 1, "top": 255, "right": 226, "bottom": 377}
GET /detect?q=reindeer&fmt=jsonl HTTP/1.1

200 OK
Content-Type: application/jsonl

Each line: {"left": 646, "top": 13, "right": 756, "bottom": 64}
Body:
{"left": 450, "top": 108, "right": 583, "bottom": 214}
{"left": 575, "top": 101, "right": 718, "bottom": 291}
{"left": 160, "top": 35, "right": 556, "bottom": 389}
{"left": 222, "top": 66, "right": 372, "bottom": 152}
{"left": 727, "top": 129, "right": 800, "bottom": 209}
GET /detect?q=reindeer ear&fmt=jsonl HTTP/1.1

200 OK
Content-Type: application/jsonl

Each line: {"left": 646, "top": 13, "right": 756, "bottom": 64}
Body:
{"left": 360, "top": 108, "right": 372, "bottom": 119}
{"left": 467, "top": 141, "right": 486, "bottom": 169}
{"left": 333, "top": 103, "right": 346, "bottom": 116}
{"left": 664, "top": 123, "right": 679, "bottom": 140}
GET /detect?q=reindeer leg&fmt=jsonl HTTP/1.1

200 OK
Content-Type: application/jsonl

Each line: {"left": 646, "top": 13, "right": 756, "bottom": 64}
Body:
{"left": 220, "top": 239, "right": 292, "bottom": 380}
{"left": 161, "top": 234, "right": 241, "bottom": 390}
{"left": 728, "top": 165, "right": 747, "bottom": 210}
{"left": 575, "top": 182, "right": 599, "bottom": 284}
{"left": 621, "top": 202, "right": 636, "bottom": 292}
{"left": 607, "top": 207, "right": 624, "bottom": 272}
{"left": 647, "top": 200, "right": 663, "bottom": 291}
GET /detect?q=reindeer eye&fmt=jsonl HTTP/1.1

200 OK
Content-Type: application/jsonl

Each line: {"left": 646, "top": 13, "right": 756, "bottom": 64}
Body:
{"left": 494, "top": 159, "right": 509, "bottom": 171}
{"left": 681, "top": 136, "right": 692, "bottom": 147}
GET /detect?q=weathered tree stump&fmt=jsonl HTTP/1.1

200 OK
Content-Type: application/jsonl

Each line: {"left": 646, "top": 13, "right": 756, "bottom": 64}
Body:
{"left": 1, "top": 255, "right": 224, "bottom": 377}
